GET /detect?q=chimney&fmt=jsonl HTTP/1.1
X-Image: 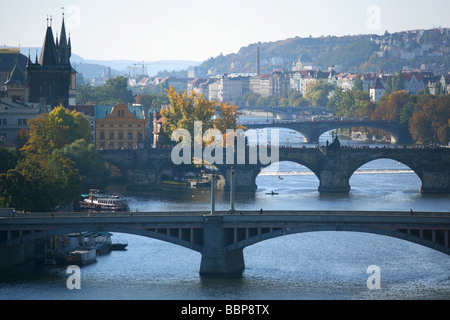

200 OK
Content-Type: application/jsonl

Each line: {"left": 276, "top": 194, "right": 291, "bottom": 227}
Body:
{"left": 257, "top": 47, "right": 260, "bottom": 75}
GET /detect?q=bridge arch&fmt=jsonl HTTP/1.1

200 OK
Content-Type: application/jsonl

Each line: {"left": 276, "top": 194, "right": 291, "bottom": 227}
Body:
{"left": 349, "top": 158, "right": 421, "bottom": 192}
{"left": 25, "top": 224, "right": 204, "bottom": 254}
{"left": 256, "top": 160, "right": 320, "bottom": 189}
{"left": 244, "top": 127, "right": 307, "bottom": 145}
{"left": 345, "top": 155, "right": 425, "bottom": 192}
{"left": 225, "top": 225, "right": 450, "bottom": 256}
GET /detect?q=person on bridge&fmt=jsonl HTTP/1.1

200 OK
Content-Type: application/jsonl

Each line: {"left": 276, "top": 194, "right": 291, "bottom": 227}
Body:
{"left": 260, "top": 208, "right": 263, "bottom": 214}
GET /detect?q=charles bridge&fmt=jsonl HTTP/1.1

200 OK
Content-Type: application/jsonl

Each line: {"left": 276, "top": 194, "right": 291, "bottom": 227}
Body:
{"left": 99, "top": 144, "right": 450, "bottom": 194}
{"left": 243, "top": 119, "right": 412, "bottom": 144}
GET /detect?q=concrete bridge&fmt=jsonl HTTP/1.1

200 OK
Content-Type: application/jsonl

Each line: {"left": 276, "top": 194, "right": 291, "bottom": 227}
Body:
{"left": 243, "top": 120, "right": 412, "bottom": 144}
{"left": 1, "top": 210, "right": 449, "bottom": 275}
{"left": 99, "top": 146, "right": 450, "bottom": 194}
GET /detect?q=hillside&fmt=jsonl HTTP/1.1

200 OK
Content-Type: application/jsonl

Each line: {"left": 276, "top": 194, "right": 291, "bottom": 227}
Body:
{"left": 199, "top": 28, "right": 450, "bottom": 75}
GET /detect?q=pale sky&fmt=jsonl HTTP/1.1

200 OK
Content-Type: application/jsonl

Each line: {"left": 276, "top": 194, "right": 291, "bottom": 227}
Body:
{"left": 1, "top": 0, "right": 449, "bottom": 62}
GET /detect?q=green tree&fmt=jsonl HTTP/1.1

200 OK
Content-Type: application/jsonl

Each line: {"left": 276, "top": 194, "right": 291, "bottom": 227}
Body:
{"left": 305, "top": 82, "right": 335, "bottom": 108}
{"left": 55, "top": 139, "right": 109, "bottom": 192}
{"left": 0, "top": 147, "right": 18, "bottom": 174}
{"left": 14, "top": 153, "right": 81, "bottom": 211}
{"left": 353, "top": 74, "right": 363, "bottom": 91}
{"left": 328, "top": 87, "right": 373, "bottom": 117}
{"left": 76, "top": 76, "right": 133, "bottom": 105}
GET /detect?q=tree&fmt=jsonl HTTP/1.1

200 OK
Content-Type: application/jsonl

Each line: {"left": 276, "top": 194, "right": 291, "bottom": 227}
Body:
{"left": 2, "top": 105, "right": 96, "bottom": 211}
{"left": 353, "top": 74, "right": 363, "bottom": 91}
{"left": 0, "top": 169, "right": 37, "bottom": 211}
{"left": 55, "top": 139, "right": 109, "bottom": 192}
{"left": 14, "top": 153, "right": 81, "bottom": 211}
{"left": 409, "top": 95, "right": 450, "bottom": 144}
{"left": 371, "top": 91, "right": 412, "bottom": 121}
{"left": 305, "top": 82, "right": 335, "bottom": 108}
{"left": 213, "top": 102, "right": 247, "bottom": 146}
{"left": 0, "top": 147, "right": 18, "bottom": 174}
{"left": 161, "top": 86, "right": 215, "bottom": 143}
{"left": 76, "top": 76, "right": 133, "bottom": 105}
{"left": 328, "top": 86, "right": 373, "bottom": 117}
{"left": 22, "top": 105, "right": 92, "bottom": 155}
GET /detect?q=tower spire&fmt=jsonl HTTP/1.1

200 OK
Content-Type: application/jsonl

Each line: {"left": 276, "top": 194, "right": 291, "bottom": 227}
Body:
{"left": 58, "top": 8, "right": 69, "bottom": 65}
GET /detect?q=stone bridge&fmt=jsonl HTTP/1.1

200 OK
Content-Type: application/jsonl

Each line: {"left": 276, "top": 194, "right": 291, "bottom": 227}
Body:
{"left": 238, "top": 105, "right": 307, "bottom": 120}
{"left": 243, "top": 120, "right": 412, "bottom": 144}
{"left": 1, "top": 211, "right": 449, "bottom": 275}
{"left": 99, "top": 146, "right": 450, "bottom": 194}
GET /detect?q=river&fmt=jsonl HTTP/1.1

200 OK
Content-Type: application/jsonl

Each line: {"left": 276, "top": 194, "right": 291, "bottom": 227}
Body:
{"left": 0, "top": 129, "right": 449, "bottom": 301}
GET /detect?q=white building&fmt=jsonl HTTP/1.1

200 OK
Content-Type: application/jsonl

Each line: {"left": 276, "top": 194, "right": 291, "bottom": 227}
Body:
{"left": 370, "top": 77, "right": 386, "bottom": 102}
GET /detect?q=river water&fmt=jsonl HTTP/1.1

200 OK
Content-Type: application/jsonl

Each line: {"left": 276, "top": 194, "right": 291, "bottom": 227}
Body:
{"left": 0, "top": 129, "right": 449, "bottom": 301}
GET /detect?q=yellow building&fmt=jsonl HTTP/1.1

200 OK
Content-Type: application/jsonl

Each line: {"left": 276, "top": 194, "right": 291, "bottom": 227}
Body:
{"left": 95, "top": 104, "right": 145, "bottom": 150}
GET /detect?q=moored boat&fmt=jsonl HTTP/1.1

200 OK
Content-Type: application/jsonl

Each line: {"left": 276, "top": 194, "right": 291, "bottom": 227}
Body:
{"left": 75, "top": 189, "right": 130, "bottom": 212}
{"left": 111, "top": 243, "right": 128, "bottom": 250}
{"left": 67, "top": 249, "right": 97, "bottom": 266}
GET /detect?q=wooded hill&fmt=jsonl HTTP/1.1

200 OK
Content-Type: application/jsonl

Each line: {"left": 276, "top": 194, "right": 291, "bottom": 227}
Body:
{"left": 199, "top": 28, "right": 450, "bottom": 75}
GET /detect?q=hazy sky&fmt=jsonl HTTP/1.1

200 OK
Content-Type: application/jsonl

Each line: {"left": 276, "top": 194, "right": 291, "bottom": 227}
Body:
{"left": 2, "top": 0, "right": 449, "bottom": 62}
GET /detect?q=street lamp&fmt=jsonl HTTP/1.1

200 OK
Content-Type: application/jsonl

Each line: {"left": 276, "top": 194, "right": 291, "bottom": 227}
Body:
{"left": 210, "top": 174, "right": 216, "bottom": 215}
{"left": 230, "top": 166, "right": 235, "bottom": 212}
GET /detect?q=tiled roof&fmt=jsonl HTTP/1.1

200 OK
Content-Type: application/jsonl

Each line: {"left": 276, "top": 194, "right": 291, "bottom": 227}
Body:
{"left": 95, "top": 104, "right": 145, "bottom": 120}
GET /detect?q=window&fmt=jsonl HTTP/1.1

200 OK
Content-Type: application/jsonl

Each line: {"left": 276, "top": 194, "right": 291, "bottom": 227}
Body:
{"left": 128, "top": 132, "right": 133, "bottom": 139}
{"left": 109, "top": 132, "right": 114, "bottom": 139}
{"left": 118, "top": 132, "right": 123, "bottom": 140}
{"left": 100, "top": 132, "right": 105, "bottom": 139}
{"left": 18, "top": 119, "right": 22, "bottom": 125}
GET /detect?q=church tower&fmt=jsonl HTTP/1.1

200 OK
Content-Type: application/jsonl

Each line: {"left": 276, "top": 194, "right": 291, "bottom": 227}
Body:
{"left": 27, "top": 14, "right": 77, "bottom": 108}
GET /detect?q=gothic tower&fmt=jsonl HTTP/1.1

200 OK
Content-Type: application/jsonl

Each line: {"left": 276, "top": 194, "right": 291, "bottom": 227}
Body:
{"left": 27, "top": 14, "right": 77, "bottom": 108}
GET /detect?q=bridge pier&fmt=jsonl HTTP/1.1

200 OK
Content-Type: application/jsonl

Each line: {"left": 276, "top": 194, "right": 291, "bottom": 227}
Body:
{"left": 318, "top": 170, "right": 351, "bottom": 193}
{"left": 199, "top": 215, "right": 245, "bottom": 276}
{"left": 419, "top": 171, "right": 450, "bottom": 194}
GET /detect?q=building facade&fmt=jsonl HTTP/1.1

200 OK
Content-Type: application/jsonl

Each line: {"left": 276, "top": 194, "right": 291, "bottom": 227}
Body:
{"left": 0, "top": 98, "right": 44, "bottom": 143}
{"left": 370, "top": 77, "right": 386, "bottom": 102}
{"left": 95, "top": 104, "right": 146, "bottom": 150}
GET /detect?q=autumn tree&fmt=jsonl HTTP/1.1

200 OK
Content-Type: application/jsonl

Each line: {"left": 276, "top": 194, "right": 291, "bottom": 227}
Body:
{"left": 22, "top": 105, "right": 91, "bottom": 155}
{"left": 214, "top": 102, "right": 247, "bottom": 146}
{"left": 371, "top": 91, "right": 413, "bottom": 121}
{"left": 409, "top": 95, "right": 450, "bottom": 144}
{"left": 161, "top": 86, "right": 215, "bottom": 143}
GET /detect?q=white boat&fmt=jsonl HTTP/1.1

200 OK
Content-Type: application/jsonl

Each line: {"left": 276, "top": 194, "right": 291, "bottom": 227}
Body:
{"left": 67, "top": 249, "right": 97, "bottom": 266}
{"left": 76, "top": 189, "right": 130, "bottom": 212}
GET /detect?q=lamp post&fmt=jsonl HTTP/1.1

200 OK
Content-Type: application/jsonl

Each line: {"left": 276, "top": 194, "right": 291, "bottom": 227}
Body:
{"left": 230, "top": 166, "right": 235, "bottom": 212}
{"left": 210, "top": 174, "right": 216, "bottom": 215}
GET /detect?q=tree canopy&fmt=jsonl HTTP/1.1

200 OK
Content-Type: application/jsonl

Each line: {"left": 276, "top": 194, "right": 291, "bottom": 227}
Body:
{"left": 76, "top": 76, "right": 133, "bottom": 105}
{"left": 0, "top": 106, "right": 108, "bottom": 212}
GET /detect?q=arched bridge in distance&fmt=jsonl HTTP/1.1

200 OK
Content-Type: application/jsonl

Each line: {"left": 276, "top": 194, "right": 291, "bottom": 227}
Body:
{"left": 1, "top": 211, "right": 449, "bottom": 276}
{"left": 242, "top": 120, "right": 412, "bottom": 144}
{"left": 99, "top": 146, "right": 450, "bottom": 194}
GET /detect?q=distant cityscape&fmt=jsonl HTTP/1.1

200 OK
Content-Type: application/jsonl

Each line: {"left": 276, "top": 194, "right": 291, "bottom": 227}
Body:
{"left": 0, "top": 15, "right": 449, "bottom": 150}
